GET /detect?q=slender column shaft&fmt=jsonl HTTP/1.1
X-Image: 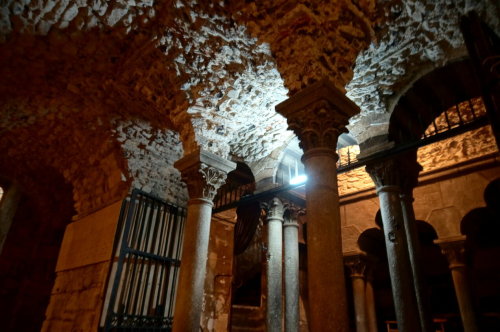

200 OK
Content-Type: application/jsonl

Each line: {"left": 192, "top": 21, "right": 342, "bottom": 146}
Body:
{"left": 173, "top": 198, "right": 213, "bottom": 331}
{"left": 172, "top": 149, "right": 235, "bottom": 332}
{"left": 400, "top": 194, "right": 433, "bottom": 332}
{"left": 450, "top": 267, "right": 477, "bottom": 332}
{"left": 303, "top": 149, "right": 348, "bottom": 332}
{"left": 365, "top": 275, "right": 378, "bottom": 332}
{"left": 450, "top": 266, "right": 477, "bottom": 332}
{"left": 352, "top": 275, "right": 368, "bottom": 332}
{"left": 377, "top": 186, "right": 420, "bottom": 332}
{"left": 345, "top": 252, "right": 368, "bottom": 332}
{"left": 436, "top": 237, "right": 478, "bottom": 332}
{"left": 265, "top": 198, "right": 284, "bottom": 332}
{"left": 283, "top": 212, "right": 300, "bottom": 332}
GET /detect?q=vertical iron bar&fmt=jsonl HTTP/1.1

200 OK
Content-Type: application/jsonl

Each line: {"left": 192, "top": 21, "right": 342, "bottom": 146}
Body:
{"left": 456, "top": 103, "right": 465, "bottom": 125}
{"left": 105, "top": 191, "right": 138, "bottom": 330}
{"left": 469, "top": 99, "right": 477, "bottom": 120}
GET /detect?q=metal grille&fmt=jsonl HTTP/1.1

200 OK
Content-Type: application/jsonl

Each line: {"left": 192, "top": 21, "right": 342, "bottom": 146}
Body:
{"left": 104, "top": 189, "right": 186, "bottom": 331}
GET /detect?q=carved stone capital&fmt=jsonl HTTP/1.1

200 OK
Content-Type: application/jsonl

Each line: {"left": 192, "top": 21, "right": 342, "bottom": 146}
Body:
{"left": 365, "top": 156, "right": 422, "bottom": 193}
{"left": 276, "top": 79, "right": 360, "bottom": 153}
{"left": 435, "top": 235, "right": 467, "bottom": 270}
{"left": 174, "top": 149, "right": 236, "bottom": 201}
{"left": 344, "top": 251, "right": 368, "bottom": 278}
{"left": 261, "top": 197, "right": 285, "bottom": 223}
{"left": 283, "top": 204, "right": 304, "bottom": 227}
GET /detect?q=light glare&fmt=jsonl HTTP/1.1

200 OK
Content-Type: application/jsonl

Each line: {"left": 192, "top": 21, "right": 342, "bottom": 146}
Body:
{"left": 289, "top": 175, "right": 307, "bottom": 185}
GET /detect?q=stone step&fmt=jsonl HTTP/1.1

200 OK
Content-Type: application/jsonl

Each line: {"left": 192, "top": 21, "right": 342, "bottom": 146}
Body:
{"left": 230, "top": 305, "right": 265, "bottom": 331}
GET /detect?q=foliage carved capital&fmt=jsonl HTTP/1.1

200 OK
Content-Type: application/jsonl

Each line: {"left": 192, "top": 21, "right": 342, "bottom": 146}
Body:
{"left": 175, "top": 149, "right": 236, "bottom": 201}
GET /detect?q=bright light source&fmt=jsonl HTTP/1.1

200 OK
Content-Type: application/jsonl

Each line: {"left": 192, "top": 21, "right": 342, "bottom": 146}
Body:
{"left": 289, "top": 175, "right": 307, "bottom": 185}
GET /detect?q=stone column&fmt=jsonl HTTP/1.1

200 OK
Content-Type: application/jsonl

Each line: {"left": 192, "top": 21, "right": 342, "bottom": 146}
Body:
{"left": 365, "top": 158, "right": 420, "bottom": 332}
{"left": 262, "top": 197, "right": 285, "bottom": 332}
{"left": 283, "top": 206, "right": 300, "bottom": 332}
{"left": 276, "top": 79, "right": 360, "bottom": 332}
{"left": 365, "top": 264, "right": 378, "bottom": 332}
{"left": 172, "top": 149, "right": 235, "bottom": 332}
{"left": 399, "top": 163, "right": 433, "bottom": 332}
{"left": 435, "top": 236, "right": 478, "bottom": 332}
{"left": 344, "top": 252, "right": 368, "bottom": 332}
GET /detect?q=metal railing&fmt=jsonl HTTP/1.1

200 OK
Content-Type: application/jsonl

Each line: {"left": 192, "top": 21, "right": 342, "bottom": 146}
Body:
{"left": 213, "top": 98, "right": 491, "bottom": 213}
{"left": 104, "top": 189, "right": 186, "bottom": 331}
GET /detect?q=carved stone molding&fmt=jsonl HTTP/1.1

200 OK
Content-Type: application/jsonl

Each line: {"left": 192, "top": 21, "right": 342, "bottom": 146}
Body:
{"left": 276, "top": 79, "right": 360, "bottom": 153}
{"left": 261, "top": 197, "right": 285, "bottom": 223}
{"left": 344, "top": 251, "right": 368, "bottom": 278}
{"left": 174, "top": 149, "right": 236, "bottom": 201}
{"left": 365, "top": 155, "right": 422, "bottom": 192}
{"left": 435, "top": 235, "right": 467, "bottom": 270}
{"left": 283, "top": 204, "right": 304, "bottom": 227}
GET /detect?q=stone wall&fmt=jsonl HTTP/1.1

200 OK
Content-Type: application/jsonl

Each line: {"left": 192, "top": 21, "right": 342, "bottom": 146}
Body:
{"left": 42, "top": 201, "right": 122, "bottom": 331}
{"left": 201, "top": 211, "right": 238, "bottom": 332}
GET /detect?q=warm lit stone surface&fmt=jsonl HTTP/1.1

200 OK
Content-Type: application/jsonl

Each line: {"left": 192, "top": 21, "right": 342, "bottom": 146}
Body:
{"left": 201, "top": 212, "right": 237, "bottom": 332}
{"left": 346, "top": 0, "right": 500, "bottom": 142}
{"left": 230, "top": 0, "right": 380, "bottom": 93}
{"left": 42, "top": 262, "right": 110, "bottom": 332}
{"left": 417, "top": 126, "right": 498, "bottom": 173}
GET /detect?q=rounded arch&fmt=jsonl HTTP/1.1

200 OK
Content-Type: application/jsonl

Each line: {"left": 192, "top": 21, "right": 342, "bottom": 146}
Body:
{"left": 388, "top": 58, "right": 483, "bottom": 144}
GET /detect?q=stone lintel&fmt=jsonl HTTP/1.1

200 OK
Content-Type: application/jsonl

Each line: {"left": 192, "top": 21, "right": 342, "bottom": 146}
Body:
{"left": 174, "top": 149, "right": 236, "bottom": 200}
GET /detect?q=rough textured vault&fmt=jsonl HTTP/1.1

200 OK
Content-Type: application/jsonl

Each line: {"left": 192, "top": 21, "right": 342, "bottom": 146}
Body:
{"left": 0, "top": 0, "right": 499, "bottom": 208}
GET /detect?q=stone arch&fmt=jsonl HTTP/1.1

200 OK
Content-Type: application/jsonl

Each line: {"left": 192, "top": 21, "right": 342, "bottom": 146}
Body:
{"left": 461, "top": 177, "right": 500, "bottom": 249}
{"left": 458, "top": 177, "right": 500, "bottom": 328}
{"left": 388, "top": 58, "right": 482, "bottom": 145}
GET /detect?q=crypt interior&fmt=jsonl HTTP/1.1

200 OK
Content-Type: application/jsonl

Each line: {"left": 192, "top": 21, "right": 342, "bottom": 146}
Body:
{"left": 0, "top": 0, "right": 499, "bottom": 331}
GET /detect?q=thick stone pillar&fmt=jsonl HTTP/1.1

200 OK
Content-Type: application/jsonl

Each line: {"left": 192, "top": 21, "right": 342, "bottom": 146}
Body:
{"left": 365, "top": 264, "right": 378, "bottom": 332}
{"left": 399, "top": 163, "right": 433, "bottom": 332}
{"left": 283, "top": 206, "right": 300, "bottom": 332}
{"left": 276, "top": 79, "right": 360, "bottom": 332}
{"left": 344, "top": 252, "right": 368, "bottom": 332}
{"left": 365, "top": 158, "right": 420, "bottom": 332}
{"left": 172, "top": 150, "right": 235, "bottom": 332}
{"left": 262, "top": 197, "right": 284, "bottom": 332}
{"left": 435, "top": 236, "right": 478, "bottom": 332}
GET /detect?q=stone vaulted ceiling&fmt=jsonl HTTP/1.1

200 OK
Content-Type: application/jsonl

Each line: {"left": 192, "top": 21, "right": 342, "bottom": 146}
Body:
{"left": 0, "top": 0, "right": 499, "bottom": 202}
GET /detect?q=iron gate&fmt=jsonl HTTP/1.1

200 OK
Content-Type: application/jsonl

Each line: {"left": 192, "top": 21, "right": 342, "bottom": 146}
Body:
{"left": 104, "top": 189, "right": 186, "bottom": 331}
